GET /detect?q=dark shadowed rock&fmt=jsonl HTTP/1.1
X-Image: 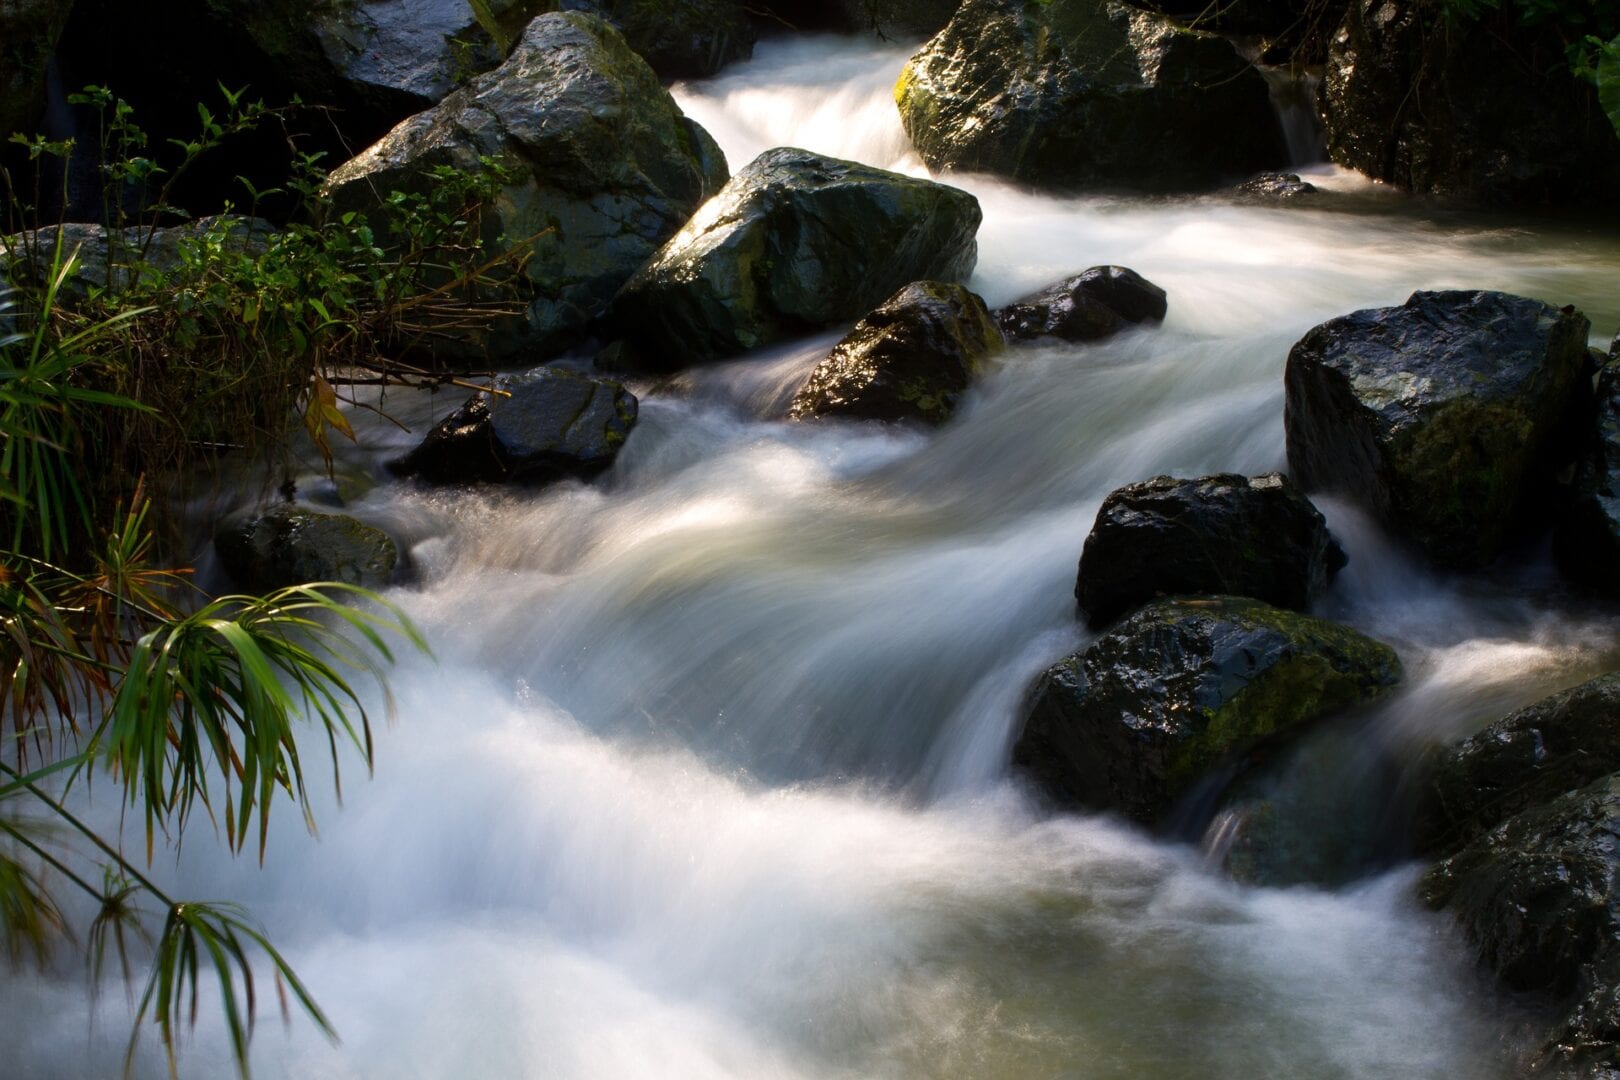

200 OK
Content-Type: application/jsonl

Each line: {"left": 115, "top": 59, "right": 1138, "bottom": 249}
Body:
{"left": 1555, "top": 362, "right": 1620, "bottom": 595}
{"left": 612, "top": 147, "right": 981, "bottom": 370}
{"left": 215, "top": 505, "right": 398, "bottom": 592}
{"left": 1417, "top": 673, "right": 1620, "bottom": 858}
{"left": 788, "top": 281, "right": 1002, "bottom": 426}
{"left": 1075, "top": 473, "right": 1347, "bottom": 629}
{"left": 1421, "top": 773, "right": 1620, "bottom": 1074}
{"left": 1283, "top": 290, "right": 1590, "bottom": 568}
{"left": 996, "top": 266, "right": 1167, "bottom": 343}
{"left": 754, "top": 0, "right": 960, "bottom": 37}
{"left": 326, "top": 13, "right": 728, "bottom": 364}
{"left": 1320, "top": 0, "right": 1620, "bottom": 205}
{"left": 1014, "top": 596, "right": 1402, "bottom": 823}
{"left": 391, "top": 366, "right": 638, "bottom": 485}
{"left": 564, "top": 0, "right": 756, "bottom": 77}
{"left": 895, "top": 0, "right": 1287, "bottom": 191}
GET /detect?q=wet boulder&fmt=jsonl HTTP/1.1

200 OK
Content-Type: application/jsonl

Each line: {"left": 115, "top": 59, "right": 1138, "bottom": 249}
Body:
{"left": 1321, "top": 0, "right": 1620, "bottom": 206}
{"left": 1283, "top": 290, "right": 1591, "bottom": 569}
{"left": 1, "top": 0, "right": 74, "bottom": 137}
{"left": 788, "top": 281, "right": 1002, "bottom": 426}
{"left": 1075, "top": 473, "right": 1347, "bottom": 630}
{"left": 215, "top": 504, "right": 398, "bottom": 592}
{"left": 326, "top": 12, "right": 728, "bottom": 364}
{"left": 894, "top": 0, "right": 1287, "bottom": 192}
{"left": 995, "top": 266, "right": 1167, "bottom": 343}
{"left": 1014, "top": 596, "right": 1402, "bottom": 823}
{"left": 1421, "top": 773, "right": 1620, "bottom": 1075}
{"left": 391, "top": 366, "right": 637, "bottom": 485}
{"left": 1554, "top": 362, "right": 1620, "bottom": 595}
{"left": 1417, "top": 673, "right": 1620, "bottom": 858}
{"left": 611, "top": 147, "right": 981, "bottom": 370}
{"left": 1233, "top": 172, "right": 1318, "bottom": 199}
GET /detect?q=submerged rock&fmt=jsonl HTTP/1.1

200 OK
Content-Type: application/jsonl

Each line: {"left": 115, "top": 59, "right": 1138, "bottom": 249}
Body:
{"left": 1555, "top": 363, "right": 1620, "bottom": 595}
{"left": 1014, "top": 596, "right": 1402, "bottom": 823}
{"left": 995, "top": 266, "right": 1167, "bottom": 343}
{"left": 1075, "top": 473, "right": 1346, "bottom": 629}
{"left": 895, "top": 0, "right": 1287, "bottom": 191}
{"left": 326, "top": 12, "right": 728, "bottom": 364}
{"left": 1233, "top": 172, "right": 1318, "bottom": 199}
{"left": 1417, "top": 673, "right": 1620, "bottom": 858}
{"left": 1421, "top": 773, "right": 1620, "bottom": 1075}
{"left": 612, "top": 147, "right": 981, "bottom": 370}
{"left": 1283, "top": 290, "right": 1590, "bottom": 569}
{"left": 391, "top": 366, "right": 637, "bottom": 485}
{"left": 215, "top": 504, "right": 398, "bottom": 592}
{"left": 788, "top": 281, "right": 1002, "bottom": 426}
{"left": 1321, "top": 0, "right": 1620, "bottom": 206}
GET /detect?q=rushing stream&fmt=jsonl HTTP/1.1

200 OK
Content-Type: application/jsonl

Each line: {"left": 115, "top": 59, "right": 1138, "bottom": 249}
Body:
{"left": 12, "top": 34, "right": 1620, "bottom": 1080}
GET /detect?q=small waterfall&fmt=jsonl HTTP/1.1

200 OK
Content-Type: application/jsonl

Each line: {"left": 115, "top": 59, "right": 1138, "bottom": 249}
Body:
{"left": 1259, "top": 62, "right": 1329, "bottom": 166}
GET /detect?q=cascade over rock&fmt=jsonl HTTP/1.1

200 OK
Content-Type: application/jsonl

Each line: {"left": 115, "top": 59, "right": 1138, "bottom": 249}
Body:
{"left": 1555, "top": 362, "right": 1620, "bottom": 595}
{"left": 1, "top": 0, "right": 74, "bottom": 137}
{"left": 1320, "top": 0, "right": 1620, "bottom": 205}
{"left": 894, "top": 0, "right": 1288, "bottom": 191}
{"left": 391, "top": 366, "right": 638, "bottom": 486}
{"left": 1015, "top": 596, "right": 1402, "bottom": 823}
{"left": 1075, "top": 473, "right": 1346, "bottom": 629}
{"left": 788, "top": 281, "right": 1003, "bottom": 426}
{"left": 1421, "top": 773, "right": 1620, "bottom": 1076}
{"left": 325, "top": 13, "right": 728, "bottom": 365}
{"left": 611, "top": 147, "right": 981, "bottom": 370}
{"left": 215, "top": 504, "right": 399, "bottom": 592}
{"left": 1283, "top": 290, "right": 1591, "bottom": 569}
{"left": 995, "top": 266, "right": 1167, "bottom": 343}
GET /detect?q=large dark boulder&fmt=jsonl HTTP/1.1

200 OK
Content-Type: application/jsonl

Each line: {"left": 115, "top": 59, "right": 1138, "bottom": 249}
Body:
{"left": 1, "top": 0, "right": 74, "bottom": 137}
{"left": 787, "top": 281, "right": 1002, "bottom": 426}
{"left": 1421, "top": 773, "right": 1620, "bottom": 1075}
{"left": 894, "top": 0, "right": 1287, "bottom": 192}
{"left": 1014, "top": 596, "right": 1402, "bottom": 823}
{"left": 391, "top": 366, "right": 637, "bottom": 485}
{"left": 1283, "top": 290, "right": 1591, "bottom": 569}
{"left": 1555, "top": 362, "right": 1620, "bottom": 595}
{"left": 1418, "top": 673, "right": 1620, "bottom": 858}
{"left": 564, "top": 0, "right": 756, "bottom": 77}
{"left": 995, "top": 266, "right": 1167, "bottom": 343}
{"left": 326, "top": 13, "right": 728, "bottom": 364}
{"left": 1075, "top": 473, "right": 1347, "bottom": 629}
{"left": 1320, "top": 0, "right": 1620, "bottom": 206}
{"left": 611, "top": 147, "right": 981, "bottom": 370}
{"left": 753, "top": 0, "right": 959, "bottom": 37}
{"left": 215, "top": 504, "right": 399, "bottom": 592}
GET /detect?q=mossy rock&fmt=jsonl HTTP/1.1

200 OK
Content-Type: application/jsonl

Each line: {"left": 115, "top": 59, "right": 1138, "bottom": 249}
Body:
{"left": 1284, "top": 290, "right": 1591, "bottom": 569}
{"left": 1074, "top": 473, "right": 1347, "bottom": 630}
{"left": 325, "top": 12, "right": 728, "bottom": 365}
{"left": 1014, "top": 596, "right": 1403, "bottom": 823}
{"left": 390, "top": 365, "right": 638, "bottom": 486}
{"left": 894, "top": 0, "right": 1287, "bottom": 191}
{"left": 611, "top": 147, "right": 981, "bottom": 371}
{"left": 215, "top": 504, "right": 398, "bottom": 592}
{"left": 787, "top": 280, "right": 1003, "bottom": 426}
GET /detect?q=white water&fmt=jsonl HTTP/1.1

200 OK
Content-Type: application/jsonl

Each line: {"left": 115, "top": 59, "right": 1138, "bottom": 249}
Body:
{"left": 13, "top": 36, "right": 1620, "bottom": 1080}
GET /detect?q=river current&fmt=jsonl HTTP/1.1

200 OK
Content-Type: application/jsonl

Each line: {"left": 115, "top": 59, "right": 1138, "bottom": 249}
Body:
{"left": 11, "top": 34, "right": 1620, "bottom": 1080}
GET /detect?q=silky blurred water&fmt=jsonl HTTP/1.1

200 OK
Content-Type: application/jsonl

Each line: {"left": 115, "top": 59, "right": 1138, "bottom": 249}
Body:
{"left": 11, "top": 34, "right": 1620, "bottom": 1080}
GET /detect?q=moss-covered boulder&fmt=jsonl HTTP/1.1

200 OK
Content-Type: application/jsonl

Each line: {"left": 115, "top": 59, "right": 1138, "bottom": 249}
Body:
{"left": 391, "top": 366, "right": 637, "bottom": 485}
{"left": 611, "top": 147, "right": 981, "bottom": 370}
{"left": 1421, "top": 773, "right": 1620, "bottom": 1075}
{"left": 1014, "top": 596, "right": 1402, "bottom": 823}
{"left": 787, "top": 281, "right": 1002, "bottom": 426}
{"left": 995, "top": 265, "right": 1166, "bottom": 343}
{"left": 215, "top": 504, "right": 399, "bottom": 592}
{"left": 1555, "top": 362, "right": 1620, "bottom": 596}
{"left": 326, "top": 12, "right": 728, "bottom": 365}
{"left": 1417, "top": 673, "right": 1620, "bottom": 858}
{"left": 1284, "top": 290, "right": 1591, "bottom": 569}
{"left": 1, "top": 0, "right": 74, "bottom": 137}
{"left": 1321, "top": 0, "right": 1620, "bottom": 206}
{"left": 1075, "top": 473, "right": 1347, "bottom": 629}
{"left": 894, "top": 0, "right": 1287, "bottom": 192}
